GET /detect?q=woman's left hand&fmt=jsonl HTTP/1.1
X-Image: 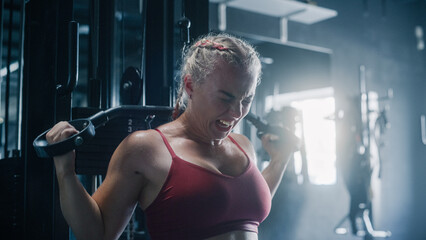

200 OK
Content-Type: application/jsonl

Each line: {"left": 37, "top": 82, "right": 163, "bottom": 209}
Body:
{"left": 261, "top": 131, "right": 300, "bottom": 164}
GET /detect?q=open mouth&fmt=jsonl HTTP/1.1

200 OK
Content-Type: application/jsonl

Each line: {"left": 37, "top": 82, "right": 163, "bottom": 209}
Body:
{"left": 216, "top": 119, "right": 233, "bottom": 131}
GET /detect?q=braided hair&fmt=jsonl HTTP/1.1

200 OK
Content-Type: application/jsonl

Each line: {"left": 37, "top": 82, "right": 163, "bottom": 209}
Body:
{"left": 172, "top": 33, "right": 262, "bottom": 119}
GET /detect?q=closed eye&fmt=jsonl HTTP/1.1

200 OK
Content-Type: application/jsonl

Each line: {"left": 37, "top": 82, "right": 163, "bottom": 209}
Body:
{"left": 221, "top": 98, "right": 233, "bottom": 103}
{"left": 218, "top": 90, "right": 253, "bottom": 105}
{"left": 219, "top": 90, "right": 235, "bottom": 103}
{"left": 242, "top": 97, "right": 253, "bottom": 105}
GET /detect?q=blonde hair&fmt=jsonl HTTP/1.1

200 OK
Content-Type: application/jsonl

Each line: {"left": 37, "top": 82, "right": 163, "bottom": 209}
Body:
{"left": 172, "top": 33, "right": 261, "bottom": 119}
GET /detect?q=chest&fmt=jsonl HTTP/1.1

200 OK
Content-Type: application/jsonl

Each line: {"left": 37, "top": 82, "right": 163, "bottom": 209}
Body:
{"left": 171, "top": 139, "right": 250, "bottom": 177}
{"left": 148, "top": 158, "right": 272, "bottom": 227}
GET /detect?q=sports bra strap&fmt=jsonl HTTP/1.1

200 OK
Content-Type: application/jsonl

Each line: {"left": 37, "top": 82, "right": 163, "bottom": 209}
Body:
{"left": 155, "top": 129, "right": 250, "bottom": 161}
{"left": 155, "top": 129, "right": 177, "bottom": 158}
{"left": 228, "top": 135, "right": 250, "bottom": 160}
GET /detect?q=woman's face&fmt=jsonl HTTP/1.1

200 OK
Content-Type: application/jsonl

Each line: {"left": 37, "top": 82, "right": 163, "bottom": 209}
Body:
{"left": 187, "top": 61, "right": 258, "bottom": 142}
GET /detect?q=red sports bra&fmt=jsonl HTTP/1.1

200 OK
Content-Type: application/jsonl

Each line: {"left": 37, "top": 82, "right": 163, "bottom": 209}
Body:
{"left": 144, "top": 129, "right": 271, "bottom": 240}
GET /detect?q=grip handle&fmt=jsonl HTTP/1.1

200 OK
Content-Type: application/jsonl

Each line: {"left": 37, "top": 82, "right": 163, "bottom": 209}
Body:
{"left": 245, "top": 112, "right": 301, "bottom": 151}
{"left": 33, "top": 119, "right": 95, "bottom": 158}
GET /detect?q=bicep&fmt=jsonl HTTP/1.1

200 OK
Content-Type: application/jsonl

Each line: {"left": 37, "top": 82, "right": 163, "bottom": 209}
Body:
{"left": 92, "top": 136, "right": 148, "bottom": 240}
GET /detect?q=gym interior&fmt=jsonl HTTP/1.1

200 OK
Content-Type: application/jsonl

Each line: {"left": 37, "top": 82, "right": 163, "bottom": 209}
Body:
{"left": 1, "top": 0, "right": 425, "bottom": 239}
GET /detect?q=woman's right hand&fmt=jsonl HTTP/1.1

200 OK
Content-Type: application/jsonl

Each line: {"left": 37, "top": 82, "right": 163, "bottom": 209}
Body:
{"left": 46, "top": 121, "right": 79, "bottom": 177}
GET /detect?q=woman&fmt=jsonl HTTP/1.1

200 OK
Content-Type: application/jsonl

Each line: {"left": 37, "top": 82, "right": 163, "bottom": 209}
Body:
{"left": 47, "top": 33, "right": 297, "bottom": 240}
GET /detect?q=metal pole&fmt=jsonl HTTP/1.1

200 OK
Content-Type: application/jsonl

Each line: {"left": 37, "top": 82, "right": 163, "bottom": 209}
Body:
{"left": 140, "top": 0, "right": 147, "bottom": 106}
{"left": 0, "top": 0, "right": 4, "bottom": 158}
{"left": 4, "top": 0, "right": 15, "bottom": 158}
{"left": 359, "top": 65, "right": 370, "bottom": 151}
{"left": 0, "top": 0, "right": 3, "bottom": 79}
{"left": 17, "top": 0, "right": 26, "bottom": 152}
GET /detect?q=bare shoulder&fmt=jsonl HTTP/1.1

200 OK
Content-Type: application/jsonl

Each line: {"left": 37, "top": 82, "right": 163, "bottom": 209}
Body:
{"left": 107, "top": 129, "right": 169, "bottom": 177}
{"left": 119, "top": 129, "right": 163, "bottom": 155}
{"left": 91, "top": 129, "right": 169, "bottom": 230}
{"left": 229, "top": 132, "right": 257, "bottom": 162}
{"left": 229, "top": 132, "right": 251, "bottom": 146}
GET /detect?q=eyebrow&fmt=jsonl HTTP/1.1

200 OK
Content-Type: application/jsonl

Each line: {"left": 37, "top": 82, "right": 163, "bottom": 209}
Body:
{"left": 219, "top": 90, "right": 254, "bottom": 100}
{"left": 219, "top": 90, "right": 235, "bottom": 98}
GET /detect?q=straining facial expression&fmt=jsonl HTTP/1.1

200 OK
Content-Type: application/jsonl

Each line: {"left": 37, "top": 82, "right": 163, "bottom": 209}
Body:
{"left": 186, "top": 60, "right": 258, "bottom": 140}
{"left": 174, "top": 33, "right": 262, "bottom": 121}
{"left": 177, "top": 34, "right": 262, "bottom": 141}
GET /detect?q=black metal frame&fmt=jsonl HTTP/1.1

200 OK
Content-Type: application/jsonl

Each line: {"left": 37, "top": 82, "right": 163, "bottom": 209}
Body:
{"left": 0, "top": 0, "right": 30, "bottom": 239}
{"left": 17, "top": 0, "right": 209, "bottom": 239}
{"left": 22, "top": 0, "right": 74, "bottom": 239}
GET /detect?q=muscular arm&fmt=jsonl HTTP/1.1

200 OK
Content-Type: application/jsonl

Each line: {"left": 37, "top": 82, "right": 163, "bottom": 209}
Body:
{"left": 259, "top": 134, "right": 294, "bottom": 197}
{"left": 55, "top": 163, "right": 104, "bottom": 240}
{"left": 50, "top": 124, "right": 154, "bottom": 240}
{"left": 91, "top": 132, "right": 150, "bottom": 240}
{"left": 49, "top": 122, "right": 104, "bottom": 239}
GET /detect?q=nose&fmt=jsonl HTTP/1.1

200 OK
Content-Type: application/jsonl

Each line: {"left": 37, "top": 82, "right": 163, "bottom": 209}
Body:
{"left": 229, "top": 102, "right": 243, "bottom": 118}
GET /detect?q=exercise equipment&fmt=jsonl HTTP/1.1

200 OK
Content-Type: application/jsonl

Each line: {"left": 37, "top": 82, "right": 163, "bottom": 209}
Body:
{"left": 120, "top": 67, "right": 144, "bottom": 105}
{"left": 34, "top": 109, "right": 299, "bottom": 156}
{"left": 33, "top": 105, "right": 172, "bottom": 166}
{"left": 56, "top": 21, "right": 79, "bottom": 95}
{"left": 34, "top": 107, "right": 301, "bottom": 175}
{"left": 245, "top": 112, "right": 302, "bottom": 151}
{"left": 335, "top": 65, "right": 392, "bottom": 239}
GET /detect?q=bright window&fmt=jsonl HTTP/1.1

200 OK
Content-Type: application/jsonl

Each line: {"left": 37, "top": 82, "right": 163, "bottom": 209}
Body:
{"left": 265, "top": 87, "right": 337, "bottom": 185}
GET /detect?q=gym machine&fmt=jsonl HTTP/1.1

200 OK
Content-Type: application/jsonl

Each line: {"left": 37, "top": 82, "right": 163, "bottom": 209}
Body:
{"left": 19, "top": 0, "right": 210, "bottom": 239}
{"left": 334, "top": 65, "right": 392, "bottom": 240}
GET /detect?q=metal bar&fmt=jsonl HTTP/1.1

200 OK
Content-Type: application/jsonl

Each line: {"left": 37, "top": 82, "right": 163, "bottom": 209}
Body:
{"left": 362, "top": 209, "right": 392, "bottom": 238}
{"left": 56, "top": 21, "right": 79, "bottom": 95}
{"left": 16, "top": 0, "right": 26, "bottom": 152}
{"left": 359, "top": 65, "right": 370, "bottom": 150}
{"left": 421, "top": 115, "right": 426, "bottom": 145}
{"left": 162, "top": 0, "right": 169, "bottom": 88}
{"left": 140, "top": 0, "right": 147, "bottom": 106}
{"left": 90, "top": 0, "right": 99, "bottom": 80}
{"left": 68, "top": 21, "right": 79, "bottom": 93}
{"left": 0, "top": 0, "right": 4, "bottom": 157}
{"left": 53, "top": 2, "right": 75, "bottom": 239}
{"left": 0, "top": 0, "right": 4, "bottom": 82}
{"left": 280, "top": 17, "right": 288, "bottom": 43}
{"left": 98, "top": 0, "right": 115, "bottom": 109}
{"left": 218, "top": 3, "right": 226, "bottom": 31}
{"left": 88, "top": 0, "right": 101, "bottom": 108}
{"left": 22, "top": 0, "right": 62, "bottom": 238}
{"left": 5, "top": 0, "right": 15, "bottom": 158}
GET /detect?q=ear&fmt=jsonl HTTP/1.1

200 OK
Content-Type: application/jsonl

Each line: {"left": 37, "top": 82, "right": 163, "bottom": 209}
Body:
{"left": 184, "top": 74, "right": 194, "bottom": 98}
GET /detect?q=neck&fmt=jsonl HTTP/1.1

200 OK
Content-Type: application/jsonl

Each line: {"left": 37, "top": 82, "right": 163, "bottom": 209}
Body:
{"left": 175, "top": 112, "right": 225, "bottom": 147}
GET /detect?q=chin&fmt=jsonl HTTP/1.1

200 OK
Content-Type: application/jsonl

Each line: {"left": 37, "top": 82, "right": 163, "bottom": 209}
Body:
{"left": 214, "top": 129, "right": 233, "bottom": 141}
{"left": 208, "top": 128, "right": 227, "bottom": 140}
